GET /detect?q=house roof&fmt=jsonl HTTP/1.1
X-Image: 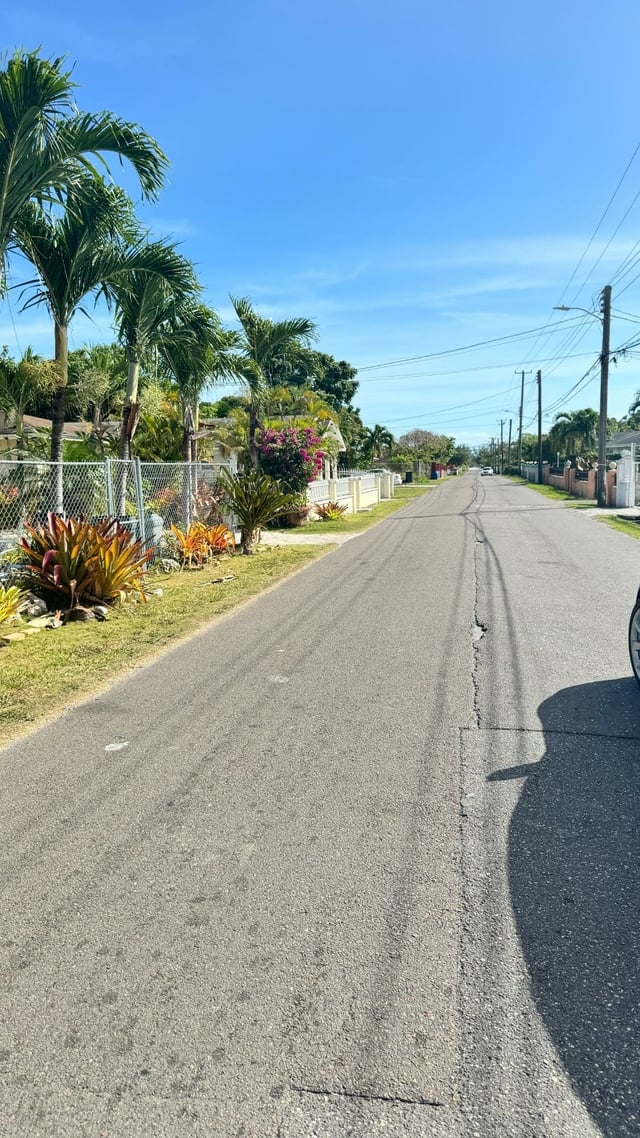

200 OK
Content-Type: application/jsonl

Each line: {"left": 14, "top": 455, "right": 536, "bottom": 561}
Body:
{"left": 321, "top": 419, "right": 347, "bottom": 452}
{"left": 0, "top": 413, "right": 121, "bottom": 441}
{"left": 608, "top": 430, "right": 640, "bottom": 447}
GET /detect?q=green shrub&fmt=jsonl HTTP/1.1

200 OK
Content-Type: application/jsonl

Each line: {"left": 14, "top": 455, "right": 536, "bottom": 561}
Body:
{"left": 217, "top": 468, "right": 297, "bottom": 554}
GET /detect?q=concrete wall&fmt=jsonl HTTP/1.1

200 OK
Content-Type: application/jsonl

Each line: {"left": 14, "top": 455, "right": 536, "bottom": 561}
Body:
{"left": 542, "top": 466, "right": 614, "bottom": 502}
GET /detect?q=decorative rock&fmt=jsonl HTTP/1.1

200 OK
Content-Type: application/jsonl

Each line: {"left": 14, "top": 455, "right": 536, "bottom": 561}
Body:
{"left": 159, "top": 558, "right": 180, "bottom": 574}
{"left": 19, "top": 594, "right": 48, "bottom": 618}
{"left": 0, "top": 632, "right": 26, "bottom": 644}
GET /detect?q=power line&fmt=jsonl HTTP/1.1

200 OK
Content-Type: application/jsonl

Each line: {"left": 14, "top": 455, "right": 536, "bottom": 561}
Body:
{"left": 557, "top": 140, "right": 640, "bottom": 304}
{"left": 382, "top": 379, "right": 538, "bottom": 426}
{"left": 511, "top": 142, "right": 640, "bottom": 370}
{"left": 566, "top": 186, "right": 640, "bottom": 307}
{"left": 356, "top": 317, "right": 586, "bottom": 372}
{"left": 357, "top": 348, "right": 601, "bottom": 384}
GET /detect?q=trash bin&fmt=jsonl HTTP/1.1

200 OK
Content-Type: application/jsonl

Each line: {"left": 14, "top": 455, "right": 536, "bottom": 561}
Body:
{"left": 405, "top": 471, "right": 413, "bottom": 484}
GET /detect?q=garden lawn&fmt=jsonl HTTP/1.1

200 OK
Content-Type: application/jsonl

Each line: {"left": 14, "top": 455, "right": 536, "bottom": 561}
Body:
{"left": 0, "top": 546, "right": 330, "bottom": 748}
{"left": 291, "top": 483, "right": 437, "bottom": 536}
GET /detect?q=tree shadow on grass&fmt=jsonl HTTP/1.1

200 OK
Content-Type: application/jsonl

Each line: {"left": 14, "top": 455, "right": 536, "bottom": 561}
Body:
{"left": 493, "top": 678, "right": 640, "bottom": 1136}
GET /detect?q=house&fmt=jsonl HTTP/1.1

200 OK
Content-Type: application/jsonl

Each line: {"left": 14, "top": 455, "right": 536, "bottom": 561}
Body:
{"left": 0, "top": 413, "right": 125, "bottom": 455}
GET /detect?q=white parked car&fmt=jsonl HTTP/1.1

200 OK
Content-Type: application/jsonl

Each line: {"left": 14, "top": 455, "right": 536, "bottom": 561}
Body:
{"left": 481, "top": 466, "right": 494, "bottom": 476}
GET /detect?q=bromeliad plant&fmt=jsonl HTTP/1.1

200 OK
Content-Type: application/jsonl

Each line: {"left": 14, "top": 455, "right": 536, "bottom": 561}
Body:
{"left": 0, "top": 583, "right": 25, "bottom": 625}
{"left": 315, "top": 501, "right": 348, "bottom": 520}
{"left": 20, "top": 513, "right": 152, "bottom": 608}
{"left": 169, "top": 521, "right": 234, "bottom": 567}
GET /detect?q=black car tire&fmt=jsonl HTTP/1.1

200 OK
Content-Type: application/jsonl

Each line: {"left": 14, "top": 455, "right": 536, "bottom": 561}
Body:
{"left": 629, "top": 601, "right": 640, "bottom": 689}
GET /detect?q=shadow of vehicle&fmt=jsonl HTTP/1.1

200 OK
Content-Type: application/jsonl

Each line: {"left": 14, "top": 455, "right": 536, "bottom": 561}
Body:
{"left": 493, "top": 679, "right": 640, "bottom": 1136}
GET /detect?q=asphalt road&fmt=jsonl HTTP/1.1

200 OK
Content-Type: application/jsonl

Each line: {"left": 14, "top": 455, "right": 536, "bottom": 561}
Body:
{"left": 0, "top": 474, "right": 639, "bottom": 1137}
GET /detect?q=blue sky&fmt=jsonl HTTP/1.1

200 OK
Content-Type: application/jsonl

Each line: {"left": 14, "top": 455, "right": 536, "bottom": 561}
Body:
{"left": 4, "top": 0, "right": 640, "bottom": 444}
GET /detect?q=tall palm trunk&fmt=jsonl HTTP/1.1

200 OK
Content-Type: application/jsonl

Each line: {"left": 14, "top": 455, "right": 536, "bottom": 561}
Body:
{"left": 182, "top": 402, "right": 194, "bottom": 527}
{"left": 50, "top": 321, "right": 68, "bottom": 513}
{"left": 249, "top": 403, "right": 260, "bottom": 469}
{"left": 120, "top": 349, "right": 140, "bottom": 461}
{"left": 117, "top": 348, "right": 140, "bottom": 515}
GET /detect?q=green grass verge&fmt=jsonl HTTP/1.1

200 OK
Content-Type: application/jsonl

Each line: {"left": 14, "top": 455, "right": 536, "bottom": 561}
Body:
{"left": 505, "top": 475, "right": 595, "bottom": 507}
{"left": 280, "top": 483, "right": 438, "bottom": 536}
{"left": 0, "top": 545, "right": 330, "bottom": 748}
{"left": 598, "top": 516, "right": 640, "bottom": 541}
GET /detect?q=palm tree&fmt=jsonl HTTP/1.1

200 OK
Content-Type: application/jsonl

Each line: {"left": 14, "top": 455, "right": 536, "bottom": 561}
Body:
{"left": 16, "top": 179, "right": 195, "bottom": 509}
{"left": 0, "top": 49, "right": 167, "bottom": 287}
{"left": 625, "top": 390, "right": 640, "bottom": 430}
{"left": 67, "top": 342, "right": 127, "bottom": 429}
{"left": 111, "top": 248, "right": 200, "bottom": 459}
{"left": 549, "top": 408, "right": 599, "bottom": 458}
{"left": 364, "top": 424, "right": 394, "bottom": 463}
{"left": 230, "top": 296, "right": 317, "bottom": 467}
{"left": 159, "top": 305, "right": 241, "bottom": 460}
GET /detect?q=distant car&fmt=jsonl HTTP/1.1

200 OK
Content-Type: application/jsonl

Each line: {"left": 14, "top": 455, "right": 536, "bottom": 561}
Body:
{"left": 629, "top": 586, "right": 640, "bottom": 688}
{"left": 481, "top": 466, "right": 494, "bottom": 476}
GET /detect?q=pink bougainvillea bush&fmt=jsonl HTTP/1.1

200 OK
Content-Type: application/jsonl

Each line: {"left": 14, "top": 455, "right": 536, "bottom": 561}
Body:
{"left": 258, "top": 427, "right": 325, "bottom": 492}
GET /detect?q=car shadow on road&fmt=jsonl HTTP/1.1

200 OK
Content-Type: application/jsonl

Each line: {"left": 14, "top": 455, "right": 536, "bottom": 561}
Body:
{"left": 490, "top": 678, "right": 640, "bottom": 1137}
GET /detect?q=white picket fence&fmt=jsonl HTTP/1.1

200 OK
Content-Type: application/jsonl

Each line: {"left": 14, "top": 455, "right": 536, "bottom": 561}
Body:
{"left": 306, "top": 472, "right": 394, "bottom": 514}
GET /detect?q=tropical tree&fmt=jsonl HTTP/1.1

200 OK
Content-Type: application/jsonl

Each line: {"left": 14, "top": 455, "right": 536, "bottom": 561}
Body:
{"left": 0, "top": 49, "right": 167, "bottom": 289}
{"left": 624, "top": 391, "right": 640, "bottom": 430}
{"left": 229, "top": 296, "right": 317, "bottom": 467}
{"left": 111, "top": 247, "right": 200, "bottom": 459}
{"left": 264, "top": 348, "right": 359, "bottom": 410}
{"left": 66, "top": 342, "right": 126, "bottom": 426}
{"left": 0, "top": 346, "right": 59, "bottom": 451}
{"left": 15, "top": 180, "right": 132, "bottom": 471}
{"left": 363, "top": 424, "right": 394, "bottom": 462}
{"left": 548, "top": 408, "right": 598, "bottom": 458}
{"left": 158, "top": 304, "right": 241, "bottom": 464}
{"left": 217, "top": 467, "right": 296, "bottom": 555}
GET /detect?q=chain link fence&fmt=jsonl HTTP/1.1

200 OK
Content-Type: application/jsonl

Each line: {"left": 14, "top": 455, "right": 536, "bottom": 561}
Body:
{"left": 0, "top": 458, "right": 232, "bottom": 551}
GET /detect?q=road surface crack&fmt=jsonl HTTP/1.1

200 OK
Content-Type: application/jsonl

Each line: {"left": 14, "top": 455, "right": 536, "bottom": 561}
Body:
{"left": 290, "top": 1084, "right": 444, "bottom": 1108}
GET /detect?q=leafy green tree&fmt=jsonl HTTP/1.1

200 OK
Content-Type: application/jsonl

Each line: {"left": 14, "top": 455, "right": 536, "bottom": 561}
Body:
{"left": 0, "top": 347, "right": 59, "bottom": 450}
{"left": 621, "top": 391, "right": 640, "bottom": 431}
{"left": 200, "top": 394, "right": 247, "bottom": 419}
{"left": 450, "top": 444, "right": 472, "bottom": 467}
{"left": 338, "top": 405, "right": 368, "bottom": 467}
{"left": 266, "top": 348, "right": 359, "bottom": 410}
{"left": 397, "top": 429, "right": 455, "bottom": 463}
{"left": 311, "top": 353, "right": 358, "bottom": 409}
{"left": 0, "top": 49, "right": 167, "bottom": 289}
{"left": 230, "top": 296, "right": 317, "bottom": 467}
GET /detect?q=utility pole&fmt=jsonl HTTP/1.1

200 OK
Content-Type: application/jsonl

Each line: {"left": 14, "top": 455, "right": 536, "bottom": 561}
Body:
{"left": 515, "top": 369, "right": 532, "bottom": 472}
{"left": 537, "top": 370, "right": 543, "bottom": 485}
{"left": 499, "top": 419, "right": 505, "bottom": 474}
{"left": 507, "top": 418, "right": 512, "bottom": 471}
{"left": 597, "top": 284, "right": 612, "bottom": 508}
